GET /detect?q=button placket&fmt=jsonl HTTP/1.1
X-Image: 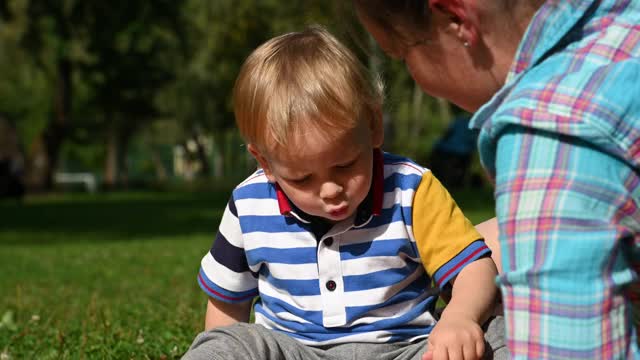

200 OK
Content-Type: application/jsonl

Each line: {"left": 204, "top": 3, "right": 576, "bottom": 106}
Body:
{"left": 317, "top": 233, "right": 346, "bottom": 327}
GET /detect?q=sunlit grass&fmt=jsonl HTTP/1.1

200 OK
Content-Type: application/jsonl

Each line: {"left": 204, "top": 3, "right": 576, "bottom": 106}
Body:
{"left": 0, "top": 190, "right": 228, "bottom": 359}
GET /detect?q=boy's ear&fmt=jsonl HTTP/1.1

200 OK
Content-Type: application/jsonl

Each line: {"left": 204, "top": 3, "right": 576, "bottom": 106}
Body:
{"left": 371, "top": 107, "right": 385, "bottom": 148}
{"left": 247, "top": 144, "right": 276, "bottom": 183}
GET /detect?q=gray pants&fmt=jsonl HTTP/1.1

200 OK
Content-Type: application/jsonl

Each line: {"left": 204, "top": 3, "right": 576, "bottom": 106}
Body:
{"left": 182, "top": 316, "right": 506, "bottom": 360}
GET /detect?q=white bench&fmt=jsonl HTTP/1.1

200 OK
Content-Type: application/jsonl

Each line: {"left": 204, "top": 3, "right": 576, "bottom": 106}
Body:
{"left": 54, "top": 172, "right": 97, "bottom": 193}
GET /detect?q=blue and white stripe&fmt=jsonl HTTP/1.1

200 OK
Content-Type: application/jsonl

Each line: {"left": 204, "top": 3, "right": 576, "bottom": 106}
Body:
{"left": 199, "top": 152, "right": 441, "bottom": 345}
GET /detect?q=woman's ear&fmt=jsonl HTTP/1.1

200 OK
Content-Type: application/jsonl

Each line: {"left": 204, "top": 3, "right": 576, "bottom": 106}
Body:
{"left": 429, "top": 0, "right": 479, "bottom": 46}
{"left": 247, "top": 144, "right": 276, "bottom": 183}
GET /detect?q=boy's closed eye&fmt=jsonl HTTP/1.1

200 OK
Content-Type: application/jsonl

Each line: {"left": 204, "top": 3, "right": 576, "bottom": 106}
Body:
{"left": 336, "top": 159, "right": 356, "bottom": 169}
{"left": 283, "top": 158, "right": 357, "bottom": 185}
{"left": 286, "top": 175, "right": 311, "bottom": 185}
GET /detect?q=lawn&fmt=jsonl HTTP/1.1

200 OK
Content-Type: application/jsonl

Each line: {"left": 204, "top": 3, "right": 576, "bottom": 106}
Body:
{"left": 0, "top": 186, "right": 495, "bottom": 359}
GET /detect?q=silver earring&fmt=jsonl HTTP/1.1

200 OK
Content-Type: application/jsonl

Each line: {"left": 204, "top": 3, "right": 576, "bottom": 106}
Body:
{"left": 463, "top": 41, "right": 469, "bottom": 48}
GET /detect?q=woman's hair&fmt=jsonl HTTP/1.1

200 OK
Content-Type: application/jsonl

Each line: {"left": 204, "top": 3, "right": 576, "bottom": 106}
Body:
{"left": 352, "top": 0, "right": 431, "bottom": 43}
{"left": 353, "top": 1, "right": 543, "bottom": 44}
{"left": 233, "top": 25, "right": 383, "bottom": 152}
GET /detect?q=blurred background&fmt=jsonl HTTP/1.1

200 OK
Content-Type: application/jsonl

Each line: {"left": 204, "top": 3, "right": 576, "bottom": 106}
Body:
{"left": 0, "top": 1, "right": 494, "bottom": 359}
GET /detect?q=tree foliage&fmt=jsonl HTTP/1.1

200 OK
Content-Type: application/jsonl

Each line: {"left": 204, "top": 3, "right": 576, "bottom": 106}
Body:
{"left": 0, "top": 0, "right": 455, "bottom": 190}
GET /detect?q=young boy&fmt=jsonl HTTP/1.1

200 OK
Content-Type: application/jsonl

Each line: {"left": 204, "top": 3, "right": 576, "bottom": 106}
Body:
{"left": 183, "top": 26, "right": 503, "bottom": 360}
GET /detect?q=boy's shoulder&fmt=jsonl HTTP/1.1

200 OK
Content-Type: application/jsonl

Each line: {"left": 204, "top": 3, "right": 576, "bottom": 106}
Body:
{"left": 235, "top": 168, "right": 270, "bottom": 187}
{"left": 231, "top": 169, "right": 276, "bottom": 201}
{"left": 381, "top": 152, "right": 428, "bottom": 182}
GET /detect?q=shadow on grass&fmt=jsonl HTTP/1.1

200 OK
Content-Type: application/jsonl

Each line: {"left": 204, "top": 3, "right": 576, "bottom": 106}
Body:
{"left": 0, "top": 190, "right": 231, "bottom": 245}
{"left": 0, "top": 185, "right": 495, "bottom": 245}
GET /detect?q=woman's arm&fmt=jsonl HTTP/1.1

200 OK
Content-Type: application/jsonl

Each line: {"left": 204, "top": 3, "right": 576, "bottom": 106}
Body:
{"left": 205, "top": 297, "right": 252, "bottom": 330}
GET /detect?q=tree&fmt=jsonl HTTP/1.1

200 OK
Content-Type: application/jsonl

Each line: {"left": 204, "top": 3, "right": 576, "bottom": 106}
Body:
{"left": 76, "top": 1, "right": 184, "bottom": 187}
{"left": 1, "top": 0, "right": 83, "bottom": 190}
{"left": 158, "top": 0, "right": 341, "bottom": 179}
{"left": 1, "top": 0, "right": 186, "bottom": 189}
{"left": 0, "top": 1, "right": 456, "bottom": 190}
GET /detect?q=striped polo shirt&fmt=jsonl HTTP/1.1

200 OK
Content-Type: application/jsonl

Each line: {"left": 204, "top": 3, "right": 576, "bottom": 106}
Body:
{"left": 198, "top": 151, "right": 489, "bottom": 345}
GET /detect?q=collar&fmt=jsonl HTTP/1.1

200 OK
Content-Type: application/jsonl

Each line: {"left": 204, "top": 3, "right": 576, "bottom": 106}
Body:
{"left": 469, "top": 0, "right": 599, "bottom": 131}
{"left": 508, "top": 0, "right": 597, "bottom": 80}
{"left": 275, "top": 148, "right": 384, "bottom": 220}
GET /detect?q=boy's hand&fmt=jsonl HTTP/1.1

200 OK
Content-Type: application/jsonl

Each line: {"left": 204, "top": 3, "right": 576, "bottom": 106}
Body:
{"left": 422, "top": 257, "right": 498, "bottom": 359}
{"left": 422, "top": 313, "right": 484, "bottom": 360}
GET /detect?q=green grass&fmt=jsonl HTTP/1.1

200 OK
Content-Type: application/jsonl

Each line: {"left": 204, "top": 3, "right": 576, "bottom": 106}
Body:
{"left": 0, "top": 186, "right": 494, "bottom": 359}
{"left": 0, "top": 190, "right": 230, "bottom": 359}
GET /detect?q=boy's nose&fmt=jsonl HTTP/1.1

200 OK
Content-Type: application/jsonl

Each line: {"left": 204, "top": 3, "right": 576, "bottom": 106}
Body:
{"left": 320, "top": 181, "right": 343, "bottom": 199}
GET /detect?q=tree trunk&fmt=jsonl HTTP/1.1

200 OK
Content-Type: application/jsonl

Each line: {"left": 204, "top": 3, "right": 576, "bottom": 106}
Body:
{"left": 193, "top": 132, "right": 211, "bottom": 178}
{"left": 117, "top": 131, "right": 130, "bottom": 188}
{"left": 104, "top": 121, "right": 137, "bottom": 188}
{"left": 437, "top": 98, "right": 452, "bottom": 126}
{"left": 211, "top": 131, "right": 225, "bottom": 178}
{"left": 25, "top": 137, "right": 49, "bottom": 191}
{"left": 104, "top": 123, "right": 119, "bottom": 189}
{"left": 25, "top": 58, "right": 72, "bottom": 191}
{"left": 150, "top": 146, "right": 168, "bottom": 182}
{"left": 409, "top": 82, "right": 424, "bottom": 151}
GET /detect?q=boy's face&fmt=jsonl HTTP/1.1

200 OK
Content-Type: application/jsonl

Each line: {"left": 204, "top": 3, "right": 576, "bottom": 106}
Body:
{"left": 249, "top": 119, "right": 383, "bottom": 223}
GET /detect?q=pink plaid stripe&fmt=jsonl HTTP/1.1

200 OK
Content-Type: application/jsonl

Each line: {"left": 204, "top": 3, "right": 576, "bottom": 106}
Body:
{"left": 470, "top": 1, "right": 640, "bottom": 356}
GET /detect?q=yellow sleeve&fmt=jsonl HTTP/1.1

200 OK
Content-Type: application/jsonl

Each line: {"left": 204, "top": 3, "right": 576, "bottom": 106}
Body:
{"left": 412, "top": 171, "right": 488, "bottom": 287}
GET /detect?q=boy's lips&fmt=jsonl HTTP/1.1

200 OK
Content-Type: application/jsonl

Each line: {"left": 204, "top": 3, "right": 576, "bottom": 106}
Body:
{"left": 328, "top": 206, "right": 348, "bottom": 217}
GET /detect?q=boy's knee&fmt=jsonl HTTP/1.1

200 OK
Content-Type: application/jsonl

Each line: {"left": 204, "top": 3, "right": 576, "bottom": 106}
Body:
{"left": 182, "top": 323, "right": 258, "bottom": 360}
{"left": 182, "top": 323, "right": 307, "bottom": 360}
{"left": 483, "top": 316, "right": 507, "bottom": 360}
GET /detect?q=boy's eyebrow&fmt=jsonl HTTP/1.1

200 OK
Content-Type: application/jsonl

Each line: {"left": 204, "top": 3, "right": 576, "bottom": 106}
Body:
{"left": 337, "top": 153, "right": 360, "bottom": 165}
{"left": 336, "top": 150, "right": 361, "bottom": 163}
{"left": 278, "top": 169, "right": 311, "bottom": 180}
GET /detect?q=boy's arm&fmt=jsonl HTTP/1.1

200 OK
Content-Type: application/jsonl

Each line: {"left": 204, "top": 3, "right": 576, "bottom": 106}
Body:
{"left": 441, "top": 256, "right": 497, "bottom": 327}
{"left": 424, "top": 257, "right": 498, "bottom": 360}
{"left": 411, "top": 172, "right": 499, "bottom": 358}
{"left": 205, "top": 297, "right": 252, "bottom": 330}
{"left": 201, "top": 193, "right": 256, "bottom": 331}
{"left": 439, "top": 218, "right": 500, "bottom": 304}
{"left": 474, "top": 217, "right": 501, "bottom": 273}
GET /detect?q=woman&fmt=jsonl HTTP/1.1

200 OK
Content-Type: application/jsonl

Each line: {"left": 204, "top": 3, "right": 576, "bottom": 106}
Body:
{"left": 354, "top": 1, "right": 640, "bottom": 359}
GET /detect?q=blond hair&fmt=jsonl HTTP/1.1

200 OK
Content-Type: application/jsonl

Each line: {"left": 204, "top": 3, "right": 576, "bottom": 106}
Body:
{"left": 233, "top": 25, "right": 383, "bottom": 151}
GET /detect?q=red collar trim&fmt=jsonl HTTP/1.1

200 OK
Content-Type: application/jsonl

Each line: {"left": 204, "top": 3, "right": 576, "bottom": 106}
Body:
{"left": 274, "top": 148, "right": 384, "bottom": 217}
{"left": 275, "top": 182, "right": 292, "bottom": 215}
{"left": 371, "top": 148, "right": 383, "bottom": 216}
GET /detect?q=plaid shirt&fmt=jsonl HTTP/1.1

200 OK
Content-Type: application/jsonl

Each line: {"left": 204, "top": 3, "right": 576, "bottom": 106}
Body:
{"left": 470, "top": 0, "right": 640, "bottom": 358}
